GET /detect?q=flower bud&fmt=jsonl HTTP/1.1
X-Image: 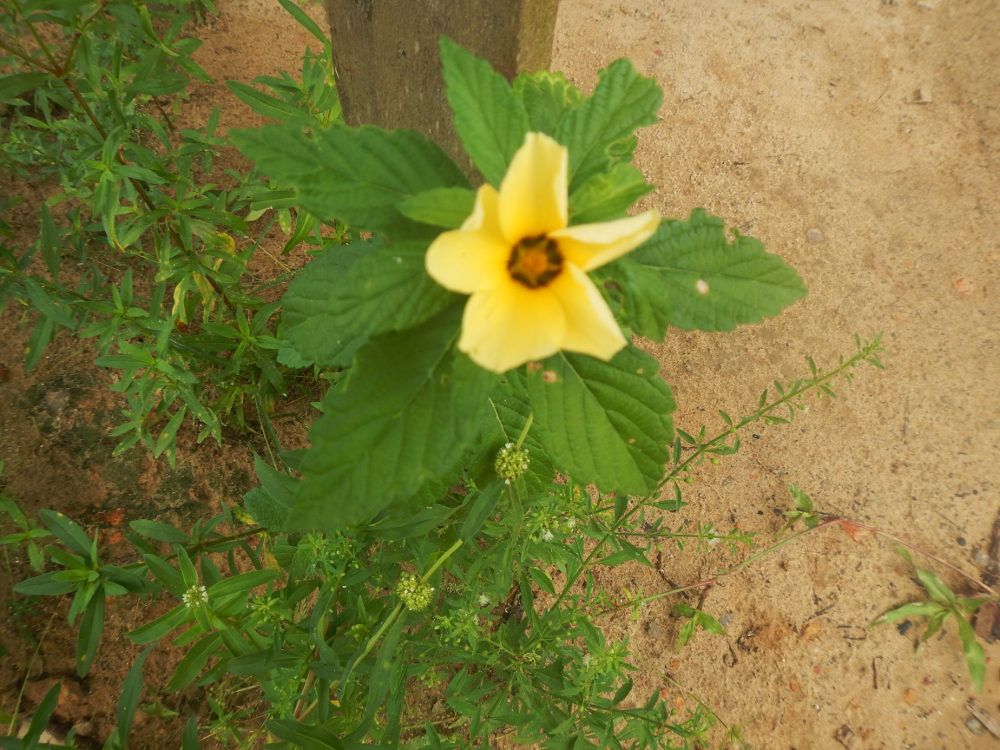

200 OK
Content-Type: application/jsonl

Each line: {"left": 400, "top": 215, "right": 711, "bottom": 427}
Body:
{"left": 396, "top": 572, "right": 434, "bottom": 612}
{"left": 495, "top": 442, "right": 530, "bottom": 484}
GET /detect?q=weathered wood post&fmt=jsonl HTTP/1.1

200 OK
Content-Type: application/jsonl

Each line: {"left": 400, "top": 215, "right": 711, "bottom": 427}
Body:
{"left": 324, "top": 0, "right": 559, "bottom": 175}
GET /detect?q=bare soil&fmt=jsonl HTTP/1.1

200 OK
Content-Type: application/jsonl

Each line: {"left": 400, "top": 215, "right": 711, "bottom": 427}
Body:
{"left": 2, "top": 1, "right": 999, "bottom": 748}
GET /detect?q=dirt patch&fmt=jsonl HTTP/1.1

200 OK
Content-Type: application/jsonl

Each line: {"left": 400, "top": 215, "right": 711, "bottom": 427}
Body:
{"left": 2, "top": 0, "right": 999, "bottom": 748}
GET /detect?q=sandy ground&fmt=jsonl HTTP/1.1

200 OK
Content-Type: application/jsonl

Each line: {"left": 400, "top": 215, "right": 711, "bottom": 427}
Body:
{"left": 549, "top": 1, "right": 1000, "bottom": 748}
{"left": 1, "top": 0, "right": 998, "bottom": 748}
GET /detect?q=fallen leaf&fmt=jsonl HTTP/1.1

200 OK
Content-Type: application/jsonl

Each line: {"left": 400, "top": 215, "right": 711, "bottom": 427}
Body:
{"left": 838, "top": 519, "right": 867, "bottom": 542}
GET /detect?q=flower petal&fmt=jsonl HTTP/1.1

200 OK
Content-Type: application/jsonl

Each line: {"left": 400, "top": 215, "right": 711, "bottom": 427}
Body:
{"left": 460, "top": 183, "right": 503, "bottom": 235}
{"left": 498, "top": 132, "right": 568, "bottom": 243}
{"left": 459, "top": 281, "right": 567, "bottom": 372}
{"left": 550, "top": 209, "right": 659, "bottom": 271}
{"left": 425, "top": 186, "right": 510, "bottom": 293}
{"left": 547, "top": 263, "right": 627, "bottom": 360}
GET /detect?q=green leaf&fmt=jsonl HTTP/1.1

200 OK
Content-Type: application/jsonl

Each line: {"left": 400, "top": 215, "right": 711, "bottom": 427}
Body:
{"left": 20, "top": 682, "right": 61, "bottom": 747}
{"left": 242, "top": 454, "right": 297, "bottom": 529}
{"left": 166, "top": 633, "right": 222, "bottom": 692}
{"left": 153, "top": 406, "right": 186, "bottom": 459}
{"left": 109, "top": 646, "right": 154, "bottom": 749}
{"left": 871, "top": 600, "right": 946, "bottom": 625}
{"left": 597, "top": 264, "right": 671, "bottom": 343}
{"left": 267, "top": 719, "right": 346, "bottom": 750}
{"left": 0, "top": 71, "right": 51, "bottom": 101}
{"left": 788, "top": 483, "right": 813, "bottom": 513}
{"left": 365, "top": 503, "right": 456, "bottom": 541}
{"left": 959, "top": 597, "right": 993, "bottom": 616}
{"left": 278, "top": 0, "right": 330, "bottom": 47}
{"left": 894, "top": 544, "right": 915, "bottom": 569}
{"left": 611, "top": 678, "right": 634, "bottom": 706}
{"left": 177, "top": 546, "right": 198, "bottom": 589}
{"left": 440, "top": 37, "right": 529, "bottom": 186}
{"left": 956, "top": 615, "right": 986, "bottom": 692}
{"left": 38, "top": 202, "right": 61, "bottom": 280}
{"left": 13, "top": 571, "right": 76, "bottom": 596}
{"left": 474, "top": 378, "right": 556, "bottom": 496}
{"left": 128, "top": 604, "right": 188, "bottom": 644}
{"left": 230, "top": 123, "right": 467, "bottom": 236}
{"left": 524, "top": 346, "right": 675, "bottom": 495}
{"left": 568, "top": 162, "right": 653, "bottom": 224}
{"left": 672, "top": 604, "right": 725, "bottom": 648}
{"left": 182, "top": 717, "right": 201, "bottom": 750}
{"left": 676, "top": 616, "right": 697, "bottom": 650}
{"left": 226, "top": 80, "right": 305, "bottom": 122}
{"left": 21, "top": 277, "right": 76, "bottom": 330}
{"left": 528, "top": 566, "right": 556, "bottom": 595}
{"left": 23, "top": 313, "right": 54, "bottom": 371}
{"left": 914, "top": 567, "right": 957, "bottom": 607}
{"left": 77, "top": 587, "right": 105, "bottom": 677}
{"left": 921, "top": 611, "right": 948, "bottom": 642}
{"left": 697, "top": 610, "right": 727, "bottom": 636}
{"left": 278, "top": 243, "right": 368, "bottom": 368}
{"left": 598, "top": 549, "right": 643, "bottom": 567}
{"left": 38, "top": 509, "right": 92, "bottom": 557}
{"left": 280, "top": 239, "right": 456, "bottom": 369}
{"left": 289, "top": 307, "right": 498, "bottom": 531}
{"left": 616, "top": 209, "right": 807, "bottom": 335}
{"left": 128, "top": 520, "right": 191, "bottom": 544}
{"left": 460, "top": 481, "right": 503, "bottom": 542}
{"left": 207, "top": 570, "right": 280, "bottom": 602}
{"left": 142, "top": 553, "right": 184, "bottom": 596}
{"left": 556, "top": 58, "right": 662, "bottom": 188}
{"left": 513, "top": 70, "right": 585, "bottom": 134}
{"left": 398, "top": 187, "right": 475, "bottom": 229}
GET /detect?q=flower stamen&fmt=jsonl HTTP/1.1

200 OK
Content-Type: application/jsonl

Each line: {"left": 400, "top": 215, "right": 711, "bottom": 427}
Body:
{"left": 508, "top": 235, "right": 563, "bottom": 289}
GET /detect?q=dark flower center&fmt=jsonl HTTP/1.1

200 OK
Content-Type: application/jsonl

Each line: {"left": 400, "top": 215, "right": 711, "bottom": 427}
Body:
{"left": 508, "top": 235, "right": 563, "bottom": 289}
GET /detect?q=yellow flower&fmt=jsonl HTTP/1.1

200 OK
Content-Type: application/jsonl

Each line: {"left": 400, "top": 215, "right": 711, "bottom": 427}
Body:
{"left": 425, "top": 132, "right": 659, "bottom": 373}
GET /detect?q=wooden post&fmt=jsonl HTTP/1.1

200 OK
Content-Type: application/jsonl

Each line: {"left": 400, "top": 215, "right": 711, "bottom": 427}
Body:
{"left": 324, "top": 0, "right": 559, "bottom": 175}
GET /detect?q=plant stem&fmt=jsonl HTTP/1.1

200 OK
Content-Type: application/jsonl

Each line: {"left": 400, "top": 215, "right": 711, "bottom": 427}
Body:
{"left": 322, "top": 538, "right": 466, "bottom": 713}
{"left": 514, "top": 411, "right": 534, "bottom": 451}
{"left": 553, "top": 340, "right": 883, "bottom": 613}
{"left": 598, "top": 513, "right": 999, "bottom": 620}
{"left": 661, "top": 336, "right": 883, "bottom": 490}
{"left": 612, "top": 518, "right": 841, "bottom": 614}
{"left": 835, "top": 517, "right": 999, "bottom": 597}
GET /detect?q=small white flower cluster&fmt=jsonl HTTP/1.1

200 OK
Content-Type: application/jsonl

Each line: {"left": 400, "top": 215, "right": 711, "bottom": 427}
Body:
{"left": 182, "top": 583, "right": 209, "bottom": 608}
{"left": 396, "top": 572, "right": 434, "bottom": 612}
{"left": 495, "top": 441, "right": 530, "bottom": 484}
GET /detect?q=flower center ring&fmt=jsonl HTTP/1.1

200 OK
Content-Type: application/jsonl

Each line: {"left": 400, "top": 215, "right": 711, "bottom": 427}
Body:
{"left": 508, "top": 235, "right": 563, "bottom": 288}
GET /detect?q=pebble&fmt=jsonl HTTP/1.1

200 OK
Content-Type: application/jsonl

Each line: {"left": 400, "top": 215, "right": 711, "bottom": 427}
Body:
{"left": 806, "top": 228, "right": 825, "bottom": 243}
{"left": 834, "top": 724, "right": 859, "bottom": 749}
{"left": 972, "top": 548, "right": 991, "bottom": 569}
{"left": 966, "top": 717, "right": 985, "bottom": 734}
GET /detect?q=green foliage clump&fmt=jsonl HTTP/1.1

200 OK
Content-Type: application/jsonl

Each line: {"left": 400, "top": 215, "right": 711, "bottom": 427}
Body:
{"left": 0, "top": 0, "right": 340, "bottom": 465}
